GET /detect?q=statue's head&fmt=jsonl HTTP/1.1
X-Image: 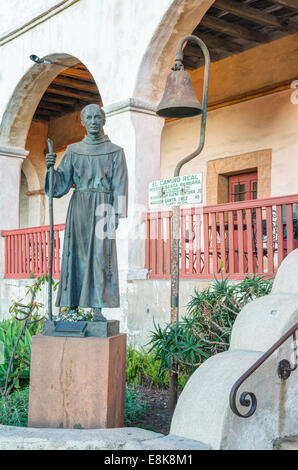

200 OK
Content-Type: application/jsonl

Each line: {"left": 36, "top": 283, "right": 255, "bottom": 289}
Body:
{"left": 81, "top": 104, "right": 106, "bottom": 136}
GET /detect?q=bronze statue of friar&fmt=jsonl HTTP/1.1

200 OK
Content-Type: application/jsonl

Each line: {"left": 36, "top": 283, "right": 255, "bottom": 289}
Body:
{"left": 45, "top": 104, "right": 128, "bottom": 321}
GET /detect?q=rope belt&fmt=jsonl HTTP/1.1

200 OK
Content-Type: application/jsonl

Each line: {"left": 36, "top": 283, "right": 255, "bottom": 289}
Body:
{"left": 74, "top": 188, "right": 111, "bottom": 193}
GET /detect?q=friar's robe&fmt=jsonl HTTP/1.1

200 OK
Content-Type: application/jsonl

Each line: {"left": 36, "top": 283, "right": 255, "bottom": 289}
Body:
{"left": 45, "top": 134, "right": 128, "bottom": 308}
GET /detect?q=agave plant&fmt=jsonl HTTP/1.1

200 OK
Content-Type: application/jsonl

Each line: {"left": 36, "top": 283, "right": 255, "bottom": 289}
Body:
{"left": 148, "top": 275, "right": 273, "bottom": 387}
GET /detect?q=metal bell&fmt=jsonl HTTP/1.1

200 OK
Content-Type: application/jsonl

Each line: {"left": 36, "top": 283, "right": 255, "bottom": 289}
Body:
{"left": 156, "top": 69, "right": 202, "bottom": 119}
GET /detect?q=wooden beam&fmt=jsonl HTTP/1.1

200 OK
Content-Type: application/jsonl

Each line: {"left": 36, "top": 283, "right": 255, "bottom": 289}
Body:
{"left": 51, "top": 75, "right": 99, "bottom": 94}
{"left": 184, "top": 44, "right": 226, "bottom": 62}
{"left": 214, "top": 0, "right": 296, "bottom": 31}
{"left": 191, "top": 30, "right": 244, "bottom": 53}
{"left": 272, "top": 0, "right": 298, "bottom": 11}
{"left": 33, "top": 108, "right": 62, "bottom": 118}
{"left": 46, "top": 84, "right": 101, "bottom": 102}
{"left": 42, "top": 93, "right": 87, "bottom": 106}
{"left": 60, "top": 68, "right": 95, "bottom": 83}
{"left": 32, "top": 115, "right": 49, "bottom": 122}
{"left": 201, "top": 14, "right": 270, "bottom": 43}
{"left": 38, "top": 101, "right": 74, "bottom": 113}
{"left": 183, "top": 56, "right": 199, "bottom": 70}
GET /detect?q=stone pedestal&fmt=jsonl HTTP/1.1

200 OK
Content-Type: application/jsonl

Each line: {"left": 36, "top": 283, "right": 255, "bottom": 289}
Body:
{"left": 28, "top": 334, "right": 126, "bottom": 429}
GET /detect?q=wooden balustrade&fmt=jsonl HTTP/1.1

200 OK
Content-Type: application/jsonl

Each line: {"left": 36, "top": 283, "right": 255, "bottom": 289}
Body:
{"left": 143, "top": 194, "right": 298, "bottom": 279}
{"left": 1, "top": 225, "right": 65, "bottom": 279}
{"left": 2, "top": 194, "right": 298, "bottom": 281}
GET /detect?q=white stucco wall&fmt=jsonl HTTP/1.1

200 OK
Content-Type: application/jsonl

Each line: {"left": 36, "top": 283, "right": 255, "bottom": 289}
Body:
{"left": 161, "top": 88, "right": 298, "bottom": 201}
{"left": 0, "top": 0, "right": 174, "bottom": 137}
{"left": 0, "top": 0, "right": 62, "bottom": 36}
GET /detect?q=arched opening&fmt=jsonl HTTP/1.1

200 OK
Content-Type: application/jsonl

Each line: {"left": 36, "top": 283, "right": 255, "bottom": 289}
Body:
{"left": 0, "top": 53, "right": 102, "bottom": 149}
{"left": 0, "top": 53, "right": 102, "bottom": 228}
{"left": 133, "top": 0, "right": 216, "bottom": 104}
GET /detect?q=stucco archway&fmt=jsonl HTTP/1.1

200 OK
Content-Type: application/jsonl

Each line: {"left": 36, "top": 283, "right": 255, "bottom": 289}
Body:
{"left": 133, "top": 0, "right": 215, "bottom": 105}
{"left": 0, "top": 52, "right": 102, "bottom": 230}
{"left": 0, "top": 53, "right": 99, "bottom": 150}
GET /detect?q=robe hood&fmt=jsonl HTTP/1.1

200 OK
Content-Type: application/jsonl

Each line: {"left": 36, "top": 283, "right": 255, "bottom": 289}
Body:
{"left": 67, "top": 134, "right": 123, "bottom": 155}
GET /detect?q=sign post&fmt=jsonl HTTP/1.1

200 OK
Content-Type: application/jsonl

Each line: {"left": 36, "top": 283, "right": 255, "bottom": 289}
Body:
{"left": 148, "top": 174, "right": 202, "bottom": 411}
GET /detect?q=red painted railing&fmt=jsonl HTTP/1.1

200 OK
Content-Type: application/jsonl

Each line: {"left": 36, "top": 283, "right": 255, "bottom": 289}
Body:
{"left": 2, "top": 194, "right": 298, "bottom": 281}
{"left": 143, "top": 194, "right": 298, "bottom": 279}
{"left": 1, "top": 225, "right": 65, "bottom": 279}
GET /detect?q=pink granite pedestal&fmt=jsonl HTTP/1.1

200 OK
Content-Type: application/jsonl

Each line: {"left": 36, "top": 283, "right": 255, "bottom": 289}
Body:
{"left": 28, "top": 334, "right": 126, "bottom": 429}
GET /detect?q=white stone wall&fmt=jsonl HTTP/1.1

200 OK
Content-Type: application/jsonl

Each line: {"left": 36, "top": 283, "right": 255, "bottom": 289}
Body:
{"left": 161, "top": 88, "right": 298, "bottom": 201}
{"left": 0, "top": 0, "right": 174, "bottom": 137}
{"left": 0, "top": 0, "right": 62, "bottom": 36}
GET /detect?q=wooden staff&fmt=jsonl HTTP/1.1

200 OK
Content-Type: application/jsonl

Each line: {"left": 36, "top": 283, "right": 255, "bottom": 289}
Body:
{"left": 47, "top": 138, "right": 54, "bottom": 321}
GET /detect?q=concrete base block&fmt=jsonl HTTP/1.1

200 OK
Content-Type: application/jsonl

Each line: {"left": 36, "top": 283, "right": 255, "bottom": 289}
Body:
{"left": 42, "top": 320, "right": 119, "bottom": 338}
{"left": 28, "top": 334, "right": 126, "bottom": 429}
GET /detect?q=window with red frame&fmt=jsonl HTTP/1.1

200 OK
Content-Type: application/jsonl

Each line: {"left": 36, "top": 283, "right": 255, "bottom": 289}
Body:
{"left": 228, "top": 172, "right": 257, "bottom": 203}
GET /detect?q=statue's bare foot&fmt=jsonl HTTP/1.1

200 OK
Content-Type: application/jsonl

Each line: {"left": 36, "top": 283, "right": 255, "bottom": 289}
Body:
{"left": 93, "top": 307, "right": 107, "bottom": 322}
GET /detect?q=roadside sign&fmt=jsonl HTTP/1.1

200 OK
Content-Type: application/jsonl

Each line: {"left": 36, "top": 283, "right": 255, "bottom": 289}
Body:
{"left": 149, "top": 173, "right": 202, "bottom": 209}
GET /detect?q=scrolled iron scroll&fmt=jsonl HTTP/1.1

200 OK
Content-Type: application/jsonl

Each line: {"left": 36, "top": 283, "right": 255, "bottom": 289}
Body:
{"left": 229, "top": 324, "right": 298, "bottom": 419}
{"left": 229, "top": 381, "right": 257, "bottom": 418}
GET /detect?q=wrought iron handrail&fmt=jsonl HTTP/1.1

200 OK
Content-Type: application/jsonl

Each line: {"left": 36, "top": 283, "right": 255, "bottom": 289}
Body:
{"left": 230, "top": 322, "right": 298, "bottom": 418}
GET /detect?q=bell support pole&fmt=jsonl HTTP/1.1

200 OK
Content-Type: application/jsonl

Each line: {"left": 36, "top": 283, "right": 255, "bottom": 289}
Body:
{"left": 157, "top": 35, "right": 210, "bottom": 412}
{"left": 170, "top": 35, "right": 210, "bottom": 325}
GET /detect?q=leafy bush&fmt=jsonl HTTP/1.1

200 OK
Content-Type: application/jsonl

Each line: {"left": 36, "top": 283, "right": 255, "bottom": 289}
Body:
{"left": 125, "top": 384, "right": 148, "bottom": 425}
{"left": 0, "top": 317, "right": 43, "bottom": 390}
{"left": 0, "top": 386, "right": 29, "bottom": 427}
{"left": 148, "top": 275, "right": 273, "bottom": 384}
{"left": 0, "top": 275, "right": 47, "bottom": 397}
{"left": 126, "top": 346, "right": 168, "bottom": 388}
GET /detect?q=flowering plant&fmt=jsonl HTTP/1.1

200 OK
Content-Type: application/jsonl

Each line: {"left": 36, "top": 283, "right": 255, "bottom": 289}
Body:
{"left": 56, "top": 308, "right": 93, "bottom": 322}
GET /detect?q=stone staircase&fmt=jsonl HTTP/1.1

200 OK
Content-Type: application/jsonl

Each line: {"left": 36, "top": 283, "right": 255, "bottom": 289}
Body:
{"left": 170, "top": 250, "right": 298, "bottom": 450}
{"left": 274, "top": 436, "right": 298, "bottom": 450}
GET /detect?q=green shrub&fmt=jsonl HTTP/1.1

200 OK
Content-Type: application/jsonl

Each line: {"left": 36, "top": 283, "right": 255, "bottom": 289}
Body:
{"left": 126, "top": 345, "right": 188, "bottom": 392}
{"left": 0, "top": 386, "right": 29, "bottom": 427}
{"left": 126, "top": 346, "right": 168, "bottom": 388}
{"left": 0, "top": 317, "right": 43, "bottom": 390}
{"left": 148, "top": 275, "right": 273, "bottom": 384}
{"left": 125, "top": 384, "right": 148, "bottom": 425}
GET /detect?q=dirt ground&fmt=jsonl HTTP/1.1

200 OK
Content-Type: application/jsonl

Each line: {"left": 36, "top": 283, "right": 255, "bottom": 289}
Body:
{"left": 127, "top": 385, "right": 173, "bottom": 435}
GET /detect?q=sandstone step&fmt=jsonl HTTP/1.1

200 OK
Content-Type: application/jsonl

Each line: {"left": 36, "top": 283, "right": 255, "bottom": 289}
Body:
{"left": 0, "top": 425, "right": 211, "bottom": 450}
{"left": 274, "top": 436, "right": 298, "bottom": 450}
